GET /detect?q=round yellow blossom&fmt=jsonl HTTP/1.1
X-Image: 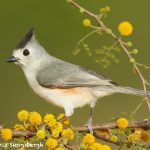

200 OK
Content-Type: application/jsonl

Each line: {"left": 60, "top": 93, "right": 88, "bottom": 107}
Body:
{"left": 52, "top": 130, "right": 60, "bottom": 138}
{"left": 83, "top": 19, "right": 91, "bottom": 27}
{"left": 51, "top": 122, "right": 63, "bottom": 133}
{"left": 110, "top": 135, "right": 118, "bottom": 142}
{"left": 29, "top": 111, "right": 42, "bottom": 126}
{"left": 44, "top": 113, "right": 55, "bottom": 124}
{"left": 14, "top": 124, "right": 25, "bottom": 131}
{"left": 1, "top": 128, "right": 12, "bottom": 141}
{"left": 46, "top": 138, "right": 58, "bottom": 149}
{"left": 83, "top": 133, "right": 95, "bottom": 147}
{"left": 101, "top": 145, "right": 111, "bottom": 150}
{"left": 128, "top": 133, "right": 141, "bottom": 143}
{"left": 48, "top": 118, "right": 57, "bottom": 127}
{"left": 36, "top": 129, "right": 46, "bottom": 139}
{"left": 118, "top": 21, "right": 133, "bottom": 36}
{"left": 141, "top": 131, "right": 150, "bottom": 142}
{"left": 57, "top": 114, "right": 70, "bottom": 125}
{"left": 17, "top": 110, "right": 29, "bottom": 122}
{"left": 117, "top": 118, "right": 129, "bottom": 129}
{"left": 61, "top": 128, "right": 75, "bottom": 141}
{"left": 90, "top": 142, "right": 102, "bottom": 150}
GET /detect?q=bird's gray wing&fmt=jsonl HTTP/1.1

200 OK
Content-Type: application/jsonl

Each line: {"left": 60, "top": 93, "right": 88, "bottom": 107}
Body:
{"left": 36, "top": 59, "right": 115, "bottom": 89}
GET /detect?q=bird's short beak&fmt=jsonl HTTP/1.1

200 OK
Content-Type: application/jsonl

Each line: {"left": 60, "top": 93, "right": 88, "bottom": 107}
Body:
{"left": 5, "top": 56, "right": 19, "bottom": 63}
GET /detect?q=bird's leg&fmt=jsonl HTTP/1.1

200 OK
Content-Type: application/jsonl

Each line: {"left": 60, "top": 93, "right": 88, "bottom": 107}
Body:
{"left": 85, "top": 107, "right": 93, "bottom": 134}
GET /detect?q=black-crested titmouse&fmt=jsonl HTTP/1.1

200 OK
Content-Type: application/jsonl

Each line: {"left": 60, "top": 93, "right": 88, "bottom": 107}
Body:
{"left": 6, "top": 28, "right": 150, "bottom": 132}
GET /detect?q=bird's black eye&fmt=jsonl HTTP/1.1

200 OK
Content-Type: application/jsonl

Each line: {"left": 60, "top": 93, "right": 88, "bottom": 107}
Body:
{"left": 23, "top": 49, "right": 30, "bottom": 56}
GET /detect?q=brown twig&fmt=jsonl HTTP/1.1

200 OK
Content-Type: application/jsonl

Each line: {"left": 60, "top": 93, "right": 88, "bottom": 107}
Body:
{"left": 68, "top": 0, "right": 150, "bottom": 111}
{"left": 65, "top": 144, "right": 79, "bottom": 150}
{"left": 1, "top": 120, "right": 150, "bottom": 138}
{"left": 93, "top": 131, "right": 120, "bottom": 145}
{"left": 75, "top": 120, "right": 150, "bottom": 132}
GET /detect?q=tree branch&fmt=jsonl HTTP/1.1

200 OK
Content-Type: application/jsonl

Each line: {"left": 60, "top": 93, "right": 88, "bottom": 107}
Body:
{"left": 0, "top": 120, "right": 150, "bottom": 139}
{"left": 68, "top": 0, "right": 150, "bottom": 111}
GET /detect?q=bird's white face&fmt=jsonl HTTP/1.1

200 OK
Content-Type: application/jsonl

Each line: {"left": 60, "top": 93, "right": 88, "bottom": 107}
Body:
{"left": 12, "top": 42, "right": 39, "bottom": 68}
{"left": 12, "top": 48, "right": 32, "bottom": 67}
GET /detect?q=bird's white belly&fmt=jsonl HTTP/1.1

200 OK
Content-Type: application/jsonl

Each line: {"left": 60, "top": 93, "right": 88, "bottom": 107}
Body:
{"left": 36, "top": 86, "right": 95, "bottom": 108}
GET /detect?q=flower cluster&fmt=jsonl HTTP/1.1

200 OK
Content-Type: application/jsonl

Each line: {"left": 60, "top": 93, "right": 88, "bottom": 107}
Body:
{"left": 1, "top": 110, "right": 75, "bottom": 150}
{"left": 1, "top": 110, "right": 150, "bottom": 150}
{"left": 82, "top": 133, "right": 111, "bottom": 150}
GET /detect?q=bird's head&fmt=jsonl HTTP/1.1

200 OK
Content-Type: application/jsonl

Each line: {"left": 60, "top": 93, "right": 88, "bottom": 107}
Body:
{"left": 6, "top": 28, "right": 48, "bottom": 68}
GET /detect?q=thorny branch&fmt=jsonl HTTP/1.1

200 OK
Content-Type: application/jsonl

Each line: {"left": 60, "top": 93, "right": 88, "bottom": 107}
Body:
{"left": 68, "top": 0, "right": 150, "bottom": 111}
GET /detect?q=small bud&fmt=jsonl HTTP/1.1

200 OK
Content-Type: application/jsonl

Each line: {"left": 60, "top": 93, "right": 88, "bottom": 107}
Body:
{"left": 132, "top": 49, "right": 138, "bottom": 54}
{"left": 99, "top": 8, "right": 106, "bottom": 14}
{"left": 119, "top": 130, "right": 124, "bottom": 135}
{"left": 106, "top": 29, "right": 112, "bottom": 34}
{"left": 111, "top": 135, "right": 118, "bottom": 142}
{"left": 126, "top": 41, "right": 132, "bottom": 47}
{"left": 130, "top": 58, "right": 136, "bottom": 64}
{"left": 83, "top": 19, "right": 91, "bottom": 27}
{"left": 105, "top": 6, "right": 110, "bottom": 12}
{"left": 79, "top": 8, "right": 85, "bottom": 13}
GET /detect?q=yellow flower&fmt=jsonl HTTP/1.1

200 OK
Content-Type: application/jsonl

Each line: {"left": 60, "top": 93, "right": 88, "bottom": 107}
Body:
{"left": 101, "top": 145, "right": 111, "bottom": 150}
{"left": 61, "top": 128, "right": 75, "bottom": 141}
{"left": 36, "top": 129, "right": 46, "bottom": 139}
{"left": 17, "top": 110, "right": 29, "bottom": 122}
{"left": 51, "top": 122, "right": 63, "bottom": 133}
{"left": 118, "top": 21, "right": 133, "bottom": 36}
{"left": 44, "top": 113, "right": 55, "bottom": 124}
{"left": 90, "top": 142, "right": 102, "bottom": 150}
{"left": 83, "top": 133, "right": 95, "bottom": 147}
{"left": 29, "top": 111, "right": 42, "bottom": 126}
{"left": 46, "top": 138, "right": 58, "bottom": 149}
{"left": 1, "top": 128, "right": 12, "bottom": 141}
{"left": 57, "top": 113, "right": 70, "bottom": 125}
{"left": 52, "top": 130, "right": 60, "bottom": 139}
{"left": 117, "top": 118, "right": 129, "bottom": 129}
{"left": 48, "top": 118, "right": 57, "bottom": 127}
{"left": 128, "top": 133, "right": 141, "bottom": 143}
{"left": 14, "top": 124, "right": 25, "bottom": 131}
{"left": 83, "top": 19, "right": 91, "bottom": 27}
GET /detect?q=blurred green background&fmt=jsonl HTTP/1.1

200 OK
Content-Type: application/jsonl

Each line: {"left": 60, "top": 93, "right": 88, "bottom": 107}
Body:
{"left": 0, "top": 0, "right": 150, "bottom": 149}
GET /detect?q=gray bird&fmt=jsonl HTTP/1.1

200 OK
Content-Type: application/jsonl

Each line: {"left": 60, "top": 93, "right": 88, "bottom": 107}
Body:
{"left": 6, "top": 28, "right": 150, "bottom": 133}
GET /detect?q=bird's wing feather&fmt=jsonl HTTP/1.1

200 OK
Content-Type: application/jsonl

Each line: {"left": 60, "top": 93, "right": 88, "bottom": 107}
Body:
{"left": 36, "top": 59, "right": 114, "bottom": 89}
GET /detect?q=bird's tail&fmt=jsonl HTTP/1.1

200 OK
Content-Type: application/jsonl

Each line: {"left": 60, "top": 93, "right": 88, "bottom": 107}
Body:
{"left": 115, "top": 86, "right": 150, "bottom": 97}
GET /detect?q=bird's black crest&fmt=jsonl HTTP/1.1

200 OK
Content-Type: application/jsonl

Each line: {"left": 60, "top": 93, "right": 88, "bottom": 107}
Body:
{"left": 16, "top": 27, "right": 35, "bottom": 49}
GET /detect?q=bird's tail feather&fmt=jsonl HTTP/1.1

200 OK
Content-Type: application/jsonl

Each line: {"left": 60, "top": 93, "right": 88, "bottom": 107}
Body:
{"left": 115, "top": 86, "right": 150, "bottom": 97}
